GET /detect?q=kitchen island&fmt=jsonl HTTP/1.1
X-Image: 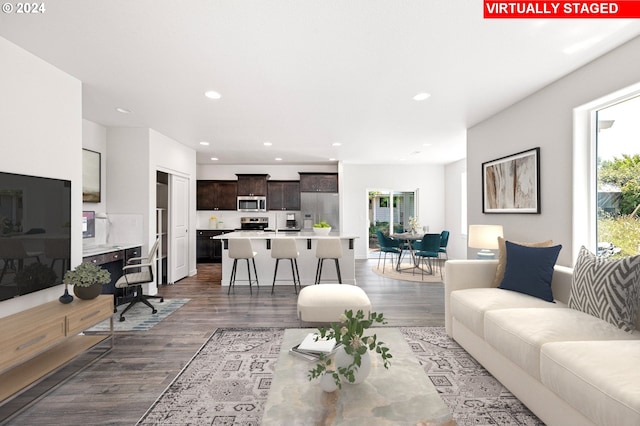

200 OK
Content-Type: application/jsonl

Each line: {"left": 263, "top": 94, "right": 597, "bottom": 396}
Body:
{"left": 212, "top": 231, "right": 357, "bottom": 287}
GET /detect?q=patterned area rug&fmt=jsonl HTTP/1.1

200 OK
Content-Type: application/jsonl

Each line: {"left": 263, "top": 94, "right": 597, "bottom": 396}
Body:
{"left": 86, "top": 298, "right": 190, "bottom": 332}
{"left": 372, "top": 262, "right": 444, "bottom": 283}
{"left": 138, "top": 327, "right": 542, "bottom": 425}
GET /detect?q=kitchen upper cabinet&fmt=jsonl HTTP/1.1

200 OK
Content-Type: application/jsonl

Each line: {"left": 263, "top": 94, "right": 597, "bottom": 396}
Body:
{"left": 299, "top": 173, "right": 338, "bottom": 193}
{"left": 268, "top": 181, "right": 301, "bottom": 211}
{"left": 236, "top": 174, "right": 269, "bottom": 196}
{"left": 197, "top": 180, "right": 237, "bottom": 210}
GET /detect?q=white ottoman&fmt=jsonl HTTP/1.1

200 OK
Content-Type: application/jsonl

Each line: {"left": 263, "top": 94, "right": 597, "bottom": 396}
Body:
{"left": 297, "top": 284, "right": 372, "bottom": 322}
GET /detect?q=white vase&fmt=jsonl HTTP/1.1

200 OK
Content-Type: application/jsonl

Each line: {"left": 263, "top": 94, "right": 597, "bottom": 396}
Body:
{"left": 334, "top": 346, "right": 371, "bottom": 385}
{"left": 320, "top": 373, "right": 338, "bottom": 393}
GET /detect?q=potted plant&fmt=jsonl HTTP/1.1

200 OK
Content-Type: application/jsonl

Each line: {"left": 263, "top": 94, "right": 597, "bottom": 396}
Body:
{"left": 313, "top": 220, "right": 332, "bottom": 235}
{"left": 308, "top": 309, "right": 392, "bottom": 391}
{"left": 64, "top": 262, "right": 111, "bottom": 300}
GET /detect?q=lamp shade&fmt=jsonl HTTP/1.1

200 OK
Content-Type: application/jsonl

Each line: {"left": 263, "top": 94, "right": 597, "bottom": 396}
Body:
{"left": 468, "top": 225, "right": 503, "bottom": 250}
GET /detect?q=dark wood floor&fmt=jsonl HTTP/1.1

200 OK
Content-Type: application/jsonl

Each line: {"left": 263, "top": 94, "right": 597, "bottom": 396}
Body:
{"left": 2, "top": 259, "right": 445, "bottom": 425}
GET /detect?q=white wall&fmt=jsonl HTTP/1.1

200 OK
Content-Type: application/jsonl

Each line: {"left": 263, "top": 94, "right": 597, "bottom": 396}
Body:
{"left": 149, "top": 129, "right": 197, "bottom": 277}
{"left": 0, "top": 36, "right": 82, "bottom": 318}
{"left": 340, "top": 163, "right": 445, "bottom": 259}
{"left": 197, "top": 164, "right": 337, "bottom": 180}
{"left": 467, "top": 35, "right": 640, "bottom": 267}
{"left": 444, "top": 158, "right": 467, "bottom": 260}
{"left": 82, "top": 119, "right": 108, "bottom": 244}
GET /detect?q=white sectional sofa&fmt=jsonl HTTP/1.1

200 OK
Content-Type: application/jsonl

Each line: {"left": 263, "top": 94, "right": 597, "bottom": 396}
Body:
{"left": 445, "top": 259, "right": 640, "bottom": 426}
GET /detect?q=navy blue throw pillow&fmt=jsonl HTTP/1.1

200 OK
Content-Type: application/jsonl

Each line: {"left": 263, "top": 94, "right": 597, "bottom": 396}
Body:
{"left": 499, "top": 241, "right": 562, "bottom": 302}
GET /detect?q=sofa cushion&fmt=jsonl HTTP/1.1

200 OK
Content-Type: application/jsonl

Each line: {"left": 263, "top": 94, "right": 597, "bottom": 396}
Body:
{"left": 492, "top": 237, "right": 554, "bottom": 287}
{"left": 540, "top": 340, "right": 640, "bottom": 426}
{"left": 484, "top": 308, "right": 638, "bottom": 380}
{"left": 568, "top": 246, "right": 640, "bottom": 333}
{"left": 498, "top": 242, "right": 562, "bottom": 302}
{"left": 450, "top": 288, "right": 564, "bottom": 338}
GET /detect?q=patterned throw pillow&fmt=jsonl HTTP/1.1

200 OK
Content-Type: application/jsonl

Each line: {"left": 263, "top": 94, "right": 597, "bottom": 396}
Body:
{"left": 568, "top": 246, "right": 640, "bottom": 333}
{"left": 492, "top": 237, "right": 554, "bottom": 287}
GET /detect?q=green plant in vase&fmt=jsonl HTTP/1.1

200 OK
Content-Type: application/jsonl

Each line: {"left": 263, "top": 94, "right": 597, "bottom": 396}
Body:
{"left": 64, "top": 262, "right": 111, "bottom": 300}
{"left": 308, "top": 309, "right": 392, "bottom": 390}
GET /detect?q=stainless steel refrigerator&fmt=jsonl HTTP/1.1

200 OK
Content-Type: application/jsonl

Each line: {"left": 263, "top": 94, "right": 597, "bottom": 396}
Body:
{"left": 301, "top": 192, "right": 339, "bottom": 231}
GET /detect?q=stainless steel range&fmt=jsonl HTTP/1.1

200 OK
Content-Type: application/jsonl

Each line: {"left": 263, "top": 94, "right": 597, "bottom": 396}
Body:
{"left": 240, "top": 217, "right": 269, "bottom": 230}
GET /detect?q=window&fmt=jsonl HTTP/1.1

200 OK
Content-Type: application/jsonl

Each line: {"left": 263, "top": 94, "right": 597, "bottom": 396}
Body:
{"left": 595, "top": 96, "right": 640, "bottom": 257}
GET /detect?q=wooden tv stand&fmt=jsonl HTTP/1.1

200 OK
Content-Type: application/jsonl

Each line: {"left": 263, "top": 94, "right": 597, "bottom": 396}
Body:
{"left": 0, "top": 295, "right": 114, "bottom": 403}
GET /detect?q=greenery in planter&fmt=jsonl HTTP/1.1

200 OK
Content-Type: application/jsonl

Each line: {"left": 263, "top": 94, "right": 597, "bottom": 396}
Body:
{"left": 308, "top": 309, "right": 392, "bottom": 389}
{"left": 15, "top": 262, "right": 57, "bottom": 294}
{"left": 64, "top": 262, "right": 111, "bottom": 287}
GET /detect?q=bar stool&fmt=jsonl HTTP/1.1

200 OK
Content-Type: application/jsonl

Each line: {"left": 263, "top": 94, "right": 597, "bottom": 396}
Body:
{"left": 270, "top": 238, "right": 301, "bottom": 294}
{"left": 228, "top": 238, "right": 259, "bottom": 294}
{"left": 314, "top": 238, "right": 343, "bottom": 284}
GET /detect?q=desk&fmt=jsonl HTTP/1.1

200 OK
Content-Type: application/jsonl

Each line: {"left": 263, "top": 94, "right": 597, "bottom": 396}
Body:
{"left": 82, "top": 244, "right": 142, "bottom": 306}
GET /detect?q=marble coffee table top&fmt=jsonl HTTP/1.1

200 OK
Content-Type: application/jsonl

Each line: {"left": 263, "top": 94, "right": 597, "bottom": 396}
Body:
{"left": 262, "top": 328, "right": 454, "bottom": 426}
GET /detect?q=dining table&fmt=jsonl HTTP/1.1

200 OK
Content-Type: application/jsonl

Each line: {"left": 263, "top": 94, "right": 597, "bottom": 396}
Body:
{"left": 390, "top": 231, "right": 432, "bottom": 274}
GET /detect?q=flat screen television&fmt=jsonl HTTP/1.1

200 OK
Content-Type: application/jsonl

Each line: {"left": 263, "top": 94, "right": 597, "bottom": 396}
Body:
{"left": 82, "top": 210, "right": 95, "bottom": 239}
{"left": 0, "top": 171, "right": 71, "bottom": 301}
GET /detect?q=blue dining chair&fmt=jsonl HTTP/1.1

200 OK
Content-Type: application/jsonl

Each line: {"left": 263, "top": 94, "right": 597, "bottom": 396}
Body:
{"left": 414, "top": 233, "right": 442, "bottom": 279}
{"left": 439, "top": 230, "right": 450, "bottom": 260}
{"left": 375, "top": 230, "right": 401, "bottom": 272}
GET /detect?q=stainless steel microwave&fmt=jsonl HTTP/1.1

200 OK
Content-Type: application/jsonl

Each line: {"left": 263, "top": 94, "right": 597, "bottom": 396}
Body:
{"left": 237, "top": 196, "right": 267, "bottom": 212}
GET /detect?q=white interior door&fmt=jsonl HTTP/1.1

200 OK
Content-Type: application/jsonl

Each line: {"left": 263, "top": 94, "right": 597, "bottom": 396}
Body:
{"left": 170, "top": 174, "right": 189, "bottom": 282}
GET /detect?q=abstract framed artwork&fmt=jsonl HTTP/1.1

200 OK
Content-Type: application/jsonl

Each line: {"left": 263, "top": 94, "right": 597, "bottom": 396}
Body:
{"left": 482, "top": 147, "right": 540, "bottom": 214}
{"left": 82, "top": 148, "right": 101, "bottom": 203}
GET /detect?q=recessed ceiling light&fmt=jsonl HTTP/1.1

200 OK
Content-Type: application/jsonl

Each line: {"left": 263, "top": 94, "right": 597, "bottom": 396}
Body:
{"left": 204, "top": 90, "right": 222, "bottom": 99}
{"left": 210, "top": 157, "right": 218, "bottom": 161}
{"left": 422, "top": 143, "right": 432, "bottom": 147}
{"left": 332, "top": 142, "right": 342, "bottom": 147}
{"left": 200, "top": 141, "right": 210, "bottom": 146}
{"left": 413, "top": 93, "right": 431, "bottom": 101}
{"left": 329, "top": 158, "right": 336, "bottom": 161}
{"left": 275, "top": 157, "right": 282, "bottom": 161}
{"left": 115, "top": 107, "right": 132, "bottom": 114}
{"left": 264, "top": 142, "right": 272, "bottom": 146}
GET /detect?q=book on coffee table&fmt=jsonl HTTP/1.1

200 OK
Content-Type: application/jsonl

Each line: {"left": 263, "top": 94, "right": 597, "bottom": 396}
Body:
{"left": 297, "top": 332, "right": 337, "bottom": 354}
{"left": 288, "top": 333, "right": 343, "bottom": 361}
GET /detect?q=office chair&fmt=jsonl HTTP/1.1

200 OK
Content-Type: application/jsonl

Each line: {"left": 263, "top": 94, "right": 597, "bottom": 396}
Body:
{"left": 114, "top": 239, "right": 163, "bottom": 321}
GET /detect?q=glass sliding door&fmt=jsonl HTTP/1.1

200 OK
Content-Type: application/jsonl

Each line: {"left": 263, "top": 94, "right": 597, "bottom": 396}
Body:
{"left": 368, "top": 189, "right": 416, "bottom": 256}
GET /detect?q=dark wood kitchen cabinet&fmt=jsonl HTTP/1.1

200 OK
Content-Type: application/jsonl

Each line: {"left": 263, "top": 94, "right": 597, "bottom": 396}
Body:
{"left": 268, "top": 180, "right": 301, "bottom": 211}
{"left": 197, "top": 230, "right": 230, "bottom": 263}
{"left": 236, "top": 174, "right": 269, "bottom": 196}
{"left": 299, "top": 173, "right": 338, "bottom": 193}
{"left": 197, "top": 180, "right": 237, "bottom": 210}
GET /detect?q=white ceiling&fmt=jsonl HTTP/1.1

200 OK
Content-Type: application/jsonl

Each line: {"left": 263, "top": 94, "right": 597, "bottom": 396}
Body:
{"left": 2, "top": 1, "right": 640, "bottom": 166}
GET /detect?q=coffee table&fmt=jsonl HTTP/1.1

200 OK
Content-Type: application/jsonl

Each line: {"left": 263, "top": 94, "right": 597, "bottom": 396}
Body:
{"left": 262, "top": 328, "right": 455, "bottom": 425}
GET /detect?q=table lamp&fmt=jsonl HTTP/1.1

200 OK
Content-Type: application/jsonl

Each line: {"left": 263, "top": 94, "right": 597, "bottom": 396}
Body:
{"left": 468, "top": 224, "right": 503, "bottom": 259}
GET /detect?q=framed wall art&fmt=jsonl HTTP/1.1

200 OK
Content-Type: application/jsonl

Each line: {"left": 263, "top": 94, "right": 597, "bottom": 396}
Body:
{"left": 82, "top": 148, "right": 101, "bottom": 203}
{"left": 482, "top": 147, "right": 540, "bottom": 214}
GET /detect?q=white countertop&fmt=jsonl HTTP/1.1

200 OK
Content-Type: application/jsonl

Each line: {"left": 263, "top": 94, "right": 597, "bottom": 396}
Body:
{"left": 212, "top": 230, "right": 357, "bottom": 239}
{"left": 82, "top": 243, "right": 141, "bottom": 257}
